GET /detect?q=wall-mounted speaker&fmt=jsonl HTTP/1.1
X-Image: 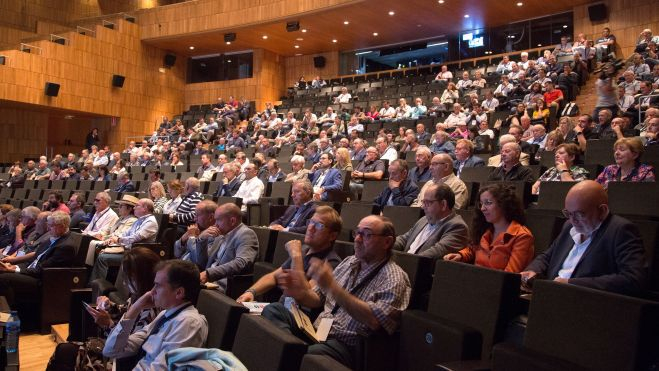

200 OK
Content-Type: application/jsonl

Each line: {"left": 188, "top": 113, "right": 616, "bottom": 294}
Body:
{"left": 0, "top": 56, "right": 5, "bottom": 65}
{"left": 588, "top": 4, "right": 607, "bottom": 22}
{"left": 224, "top": 33, "right": 236, "bottom": 42}
{"left": 45, "top": 82, "right": 60, "bottom": 97}
{"left": 164, "top": 53, "right": 176, "bottom": 67}
{"left": 286, "top": 21, "right": 300, "bottom": 32}
{"left": 313, "top": 56, "right": 326, "bottom": 68}
{"left": 112, "top": 74, "right": 125, "bottom": 88}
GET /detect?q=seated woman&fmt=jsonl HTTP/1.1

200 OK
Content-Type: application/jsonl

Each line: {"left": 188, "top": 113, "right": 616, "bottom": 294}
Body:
{"left": 532, "top": 143, "right": 589, "bottom": 194}
{"left": 596, "top": 137, "right": 656, "bottom": 188}
{"left": 49, "top": 248, "right": 160, "bottom": 370}
{"left": 366, "top": 105, "right": 380, "bottom": 122}
{"left": 440, "top": 82, "right": 460, "bottom": 108}
{"left": 532, "top": 98, "right": 550, "bottom": 127}
{"left": 96, "top": 166, "right": 111, "bottom": 182}
{"left": 333, "top": 147, "right": 353, "bottom": 172}
{"left": 149, "top": 181, "right": 168, "bottom": 214}
{"left": 444, "top": 184, "right": 534, "bottom": 273}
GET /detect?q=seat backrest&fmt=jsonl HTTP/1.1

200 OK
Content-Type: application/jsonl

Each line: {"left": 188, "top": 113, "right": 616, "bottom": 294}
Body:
{"left": 196, "top": 290, "right": 248, "bottom": 350}
{"left": 524, "top": 210, "right": 566, "bottom": 257}
{"left": 338, "top": 203, "right": 378, "bottom": 240}
{"left": 428, "top": 260, "right": 521, "bottom": 359}
{"left": 272, "top": 231, "right": 305, "bottom": 267}
{"left": 459, "top": 166, "right": 493, "bottom": 183}
{"left": 584, "top": 139, "right": 616, "bottom": 165}
{"left": 608, "top": 182, "right": 659, "bottom": 218}
{"left": 249, "top": 226, "right": 278, "bottom": 263}
{"left": 382, "top": 206, "right": 424, "bottom": 237}
{"left": 361, "top": 181, "right": 388, "bottom": 203}
{"left": 525, "top": 280, "right": 659, "bottom": 371}
{"left": 333, "top": 240, "right": 354, "bottom": 260}
{"left": 270, "top": 182, "right": 292, "bottom": 205}
{"left": 536, "top": 182, "right": 577, "bottom": 211}
{"left": 392, "top": 251, "right": 434, "bottom": 310}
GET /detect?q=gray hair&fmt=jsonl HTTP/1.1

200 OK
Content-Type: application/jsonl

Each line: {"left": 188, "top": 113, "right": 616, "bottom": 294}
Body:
{"left": 21, "top": 206, "right": 41, "bottom": 221}
{"left": 139, "top": 198, "right": 155, "bottom": 213}
{"left": 290, "top": 155, "right": 305, "bottom": 165}
{"left": 292, "top": 179, "right": 313, "bottom": 195}
{"left": 48, "top": 211, "right": 71, "bottom": 228}
{"left": 96, "top": 191, "right": 111, "bottom": 204}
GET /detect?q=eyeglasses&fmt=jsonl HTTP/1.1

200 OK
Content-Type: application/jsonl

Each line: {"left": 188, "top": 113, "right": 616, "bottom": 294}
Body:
{"left": 562, "top": 209, "right": 587, "bottom": 221}
{"left": 307, "top": 220, "right": 326, "bottom": 230}
{"left": 351, "top": 229, "right": 386, "bottom": 240}
{"left": 422, "top": 199, "right": 439, "bottom": 206}
{"left": 478, "top": 200, "right": 495, "bottom": 208}
{"left": 94, "top": 199, "right": 101, "bottom": 202}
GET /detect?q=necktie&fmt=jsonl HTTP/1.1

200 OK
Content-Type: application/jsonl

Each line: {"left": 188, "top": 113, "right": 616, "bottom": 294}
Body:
{"left": 28, "top": 238, "right": 58, "bottom": 269}
{"left": 286, "top": 205, "right": 305, "bottom": 228}
{"left": 209, "top": 236, "right": 226, "bottom": 268}
{"left": 408, "top": 223, "right": 436, "bottom": 254}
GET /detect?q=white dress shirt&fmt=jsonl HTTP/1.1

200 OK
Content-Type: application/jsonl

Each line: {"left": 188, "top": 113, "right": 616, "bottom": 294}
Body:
{"left": 234, "top": 177, "right": 265, "bottom": 211}
{"left": 83, "top": 207, "right": 119, "bottom": 239}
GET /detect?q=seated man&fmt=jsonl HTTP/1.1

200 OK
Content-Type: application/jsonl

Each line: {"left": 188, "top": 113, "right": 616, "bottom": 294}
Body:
{"left": 349, "top": 147, "right": 385, "bottom": 199}
{"left": 194, "top": 154, "right": 217, "bottom": 182}
{"left": 42, "top": 191, "right": 70, "bottom": 214}
{"left": 173, "top": 200, "right": 219, "bottom": 264}
{"left": 527, "top": 124, "right": 548, "bottom": 150}
{"left": 308, "top": 153, "right": 343, "bottom": 201}
{"left": 264, "top": 159, "right": 286, "bottom": 183}
{"left": 237, "top": 205, "right": 342, "bottom": 303}
{"left": 170, "top": 177, "right": 204, "bottom": 226}
{"left": 261, "top": 215, "right": 411, "bottom": 368}
{"left": 488, "top": 134, "right": 531, "bottom": 167}
{"left": 1, "top": 210, "right": 50, "bottom": 261}
{"left": 521, "top": 181, "right": 646, "bottom": 296}
{"left": 285, "top": 155, "right": 310, "bottom": 183}
{"left": 453, "top": 139, "right": 485, "bottom": 177}
{"left": 67, "top": 192, "right": 86, "bottom": 229}
{"left": 233, "top": 163, "right": 265, "bottom": 213}
{"left": 0, "top": 211, "right": 77, "bottom": 309}
{"left": 413, "top": 154, "right": 468, "bottom": 209}
{"left": 487, "top": 142, "right": 535, "bottom": 182}
{"left": 197, "top": 204, "right": 259, "bottom": 292}
{"left": 270, "top": 180, "right": 317, "bottom": 234}
{"left": 395, "top": 184, "right": 469, "bottom": 257}
{"left": 1, "top": 207, "right": 38, "bottom": 257}
{"left": 85, "top": 195, "right": 137, "bottom": 266}
{"left": 409, "top": 146, "right": 432, "bottom": 184}
{"left": 114, "top": 172, "right": 136, "bottom": 193}
{"left": 103, "top": 260, "right": 208, "bottom": 370}
{"left": 82, "top": 191, "right": 119, "bottom": 239}
{"left": 214, "top": 162, "right": 244, "bottom": 197}
{"left": 373, "top": 160, "right": 419, "bottom": 208}
{"left": 90, "top": 198, "right": 158, "bottom": 281}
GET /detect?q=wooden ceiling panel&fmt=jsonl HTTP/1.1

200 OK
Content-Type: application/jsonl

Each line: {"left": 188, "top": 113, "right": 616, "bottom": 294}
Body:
{"left": 142, "top": 0, "right": 595, "bottom": 57}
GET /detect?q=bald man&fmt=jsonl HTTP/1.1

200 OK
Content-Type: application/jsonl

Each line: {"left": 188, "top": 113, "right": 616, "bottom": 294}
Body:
{"left": 521, "top": 181, "right": 646, "bottom": 296}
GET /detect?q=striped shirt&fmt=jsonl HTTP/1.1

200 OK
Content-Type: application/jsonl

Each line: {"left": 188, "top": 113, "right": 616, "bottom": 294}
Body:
{"left": 313, "top": 255, "right": 411, "bottom": 346}
{"left": 174, "top": 192, "right": 204, "bottom": 225}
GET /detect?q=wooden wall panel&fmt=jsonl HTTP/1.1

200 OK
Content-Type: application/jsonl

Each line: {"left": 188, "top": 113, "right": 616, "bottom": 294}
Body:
{"left": 573, "top": 0, "right": 659, "bottom": 59}
{"left": 0, "top": 25, "right": 38, "bottom": 50}
{"left": 284, "top": 51, "right": 339, "bottom": 87}
{"left": 0, "top": 107, "right": 48, "bottom": 163}
{"left": 0, "top": 18, "right": 186, "bottom": 157}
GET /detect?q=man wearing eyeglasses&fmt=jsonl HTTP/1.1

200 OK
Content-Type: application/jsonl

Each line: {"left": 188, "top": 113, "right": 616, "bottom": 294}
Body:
{"left": 308, "top": 153, "right": 343, "bottom": 201}
{"left": 237, "top": 206, "right": 342, "bottom": 304}
{"left": 413, "top": 153, "right": 468, "bottom": 209}
{"left": 82, "top": 191, "right": 119, "bottom": 240}
{"left": 520, "top": 181, "right": 646, "bottom": 296}
{"left": 395, "top": 183, "right": 469, "bottom": 258}
{"left": 261, "top": 215, "right": 411, "bottom": 368}
{"left": 373, "top": 160, "right": 419, "bottom": 208}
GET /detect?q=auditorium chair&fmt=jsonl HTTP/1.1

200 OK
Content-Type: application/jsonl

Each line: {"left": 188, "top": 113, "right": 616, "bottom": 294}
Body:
{"left": 131, "top": 213, "right": 173, "bottom": 259}
{"left": 338, "top": 203, "right": 379, "bottom": 241}
{"left": 480, "top": 181, "right": 533, "bottom": 207}
{"left": 300, "top": 354, "right": 351, "bottom": 371}
{"left": 535, "top": 181, "right": 577, "bottom": 212}
{"left": 197, "top": 290, "right": 249, "bottom": 350}
{"left": 392, "top": 251, "right": 434, "bottom": 310}
{"left": 232, "top": 314, "right": 308, "bottom": 371}
{"left": 398, "top": 260, "right": 522, "bottom": 370}
{"left": 491, "top": 280, "right": 659, "bottom": 371}
{"left": 584, "top": 139, "right": 616, "bottom": 165}
{"left": 359, "top": 180, "right": 389, "bottom": 202}
{"left": 607, "top": 182, "right": 659, "bottom": 219}
{"left": 458, "top": 166, "right": 493, "bottom": 184}
{"left": 333, "top": 240, "right": 354, "bottom": 260}
{"left": 523, "top": 209, "right": 566, "bottom": 257}
{"left": 37, "top": 232, "right": 93, "bottom": 333}
{"left": 252, "top": 231, "right": 304, "bottom": 302}
{"left": 383, "top": 205, "right": 424, "bottom": 237}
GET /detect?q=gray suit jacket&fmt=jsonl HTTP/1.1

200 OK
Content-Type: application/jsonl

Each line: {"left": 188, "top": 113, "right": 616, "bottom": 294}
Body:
{"left": 393, "top": 213, "right": 470, "bottom": 258}
{"left": 194, "top": 223, "right": 259, "bottom": 292}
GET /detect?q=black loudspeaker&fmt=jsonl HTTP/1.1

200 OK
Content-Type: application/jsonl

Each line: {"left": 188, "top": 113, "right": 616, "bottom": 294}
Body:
{"left": 313, "top": 56, "right": 326, "bottom": 68}
{"left": 164, "top": 54, "right": 176, "bottom": 67}
{"left": 112, "top": 74, "right": 125, "bottom": 88}
{"left": 588, "top": 3, "right": 607, "bottom": 22}
{"left": 45, "top": 82, "right": 60, "bottom": 97}
{"left": 0, "top": 56, "right": 5, "bottom": 65}
{"left": 286, "top": 21, "right": 300, "bottom": 32}
{"left": 224, "top": 33, "right": 236, "bottom": 43}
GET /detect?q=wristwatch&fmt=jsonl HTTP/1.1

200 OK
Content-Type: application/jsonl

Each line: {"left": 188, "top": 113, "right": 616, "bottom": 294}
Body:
{"left": 560, "top": 169, "right": 571, "bottom": 173}
{"left": 576, "top": 131, "right": 584, "bottom": 136}
{"left": 245, "top": 288, "right": 257, "bottom": 297}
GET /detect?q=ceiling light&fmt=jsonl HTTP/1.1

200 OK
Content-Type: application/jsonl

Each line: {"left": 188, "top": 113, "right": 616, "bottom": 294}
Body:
{"left": 373, "top": 32, "right": 379, "bottom": 36}
{"left": 226, "top": 41, "right": 231, "bottom": 45}
{"left": 388, "top": 11, "right": 395, "bottom": 16}
{"left": 301, "top": 29, "right": 307, "bottom": 33}
{"left": 563, "top": 25, "right": 568, "bottom": 28}
{"left": 537, "top": 43, "right": 542, "bottom": 46}
{"left": 295, "top": 53, "right": 302, "bottom": 56}
{"left": 464, "top": 14, "right": 469, "bottom": 18}
{"left": 158, "top": 67, "right": 166, "bottom": 73}
{"left": 189, "top": 46, "right": 194, "bottom": 50}
{"left": 332, "top": 39, "right": 337, "bottom": 43}
{"left": 227, "top": 60, "right": 231, "bottom": 63}
{"left": 262, "top": 35, "right": 268, "bottom": 39}
{"left": 516, "top": 2, "right": 523, "bottom": 6}
{"left": 343, "top": 21, "right": 349, "bottom": 25}
{"left": 438, "top": 0, "right": 444, "bottom": 3}
{"left": 294, "top": 45, "right": 300, "bottom": 48}
{"left": 296, "top": 38, "right": 303, "bottom": 41}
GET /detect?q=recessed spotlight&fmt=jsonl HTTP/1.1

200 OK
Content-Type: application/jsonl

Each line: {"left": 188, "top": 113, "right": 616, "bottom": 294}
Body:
{"left": 301, "top": 29, "right": 307, "bottom": 33}
{"left": 343, "top": 21, "right": 349, "bottom": 25}
{"left": 226, "top": 41, "right": 231, "bottom": 45}
{"left": 388, "top": 11, "right": 395, "bottom": 16}
{"left": 262, "top": 35, "right": 268, "bottom": 39}
{"left": 332, "top": 39, "right": 337, "bottom": 43}
{"left": 563, "top": 25, "right": 568, "bottom": 28}
{"left": 464, "top": 14, "right": 469, "bottom": 18}
{"left": 227, "top": 60, "right": 231, "bottom": 63}
{"left": 189, "top": 46, "right": 194, "bottom": 50}
{"left": 373, "top": 32, "right": 378, "bottom": 36}
{"left": 294, "top": 45, "right": 300, "bottom": 48}
{"left": 158, "top": 67, "right": 166, "bottom": 73}
{"left": 295, "top": 53, "right": 302, "bottom": 56}
{"left": 537, "top": 43, "right": 542, "bottom": 46}
{"left": 438, "top": 0, "right": 444, "bottom": 3}
{"left": 296, "top": 38, "right": 303, "bottom": 41}
{"left": 516, "top": 2, "right": 523, "bottom": 6}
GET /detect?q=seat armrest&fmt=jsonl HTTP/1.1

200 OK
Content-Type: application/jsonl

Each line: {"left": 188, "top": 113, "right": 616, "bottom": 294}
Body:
{"left": 490, "top": 343, "right": 586, "bottom": 371}
{"left": 41, "top": 267, "right": 88, "bottom": 333}
{"left": 355, "top": 329, "right": 400, "bottom": 371}
{"left": 226, "top": 274, "right": 254, "bottom": 300}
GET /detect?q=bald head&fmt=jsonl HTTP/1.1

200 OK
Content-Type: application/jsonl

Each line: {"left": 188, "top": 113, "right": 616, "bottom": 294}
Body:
{"left": 564, "top": 181, "right": 609, "bottom": 235}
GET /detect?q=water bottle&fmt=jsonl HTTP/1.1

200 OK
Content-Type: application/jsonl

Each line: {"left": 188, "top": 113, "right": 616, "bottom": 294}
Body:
{"left": 5, "top": 311, "right": 20, "bottom": 353}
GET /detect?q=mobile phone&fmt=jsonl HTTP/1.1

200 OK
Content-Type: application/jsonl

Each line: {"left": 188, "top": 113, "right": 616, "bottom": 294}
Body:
{"left": 82, "top": 302, "right": 96, "bottom": 311}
